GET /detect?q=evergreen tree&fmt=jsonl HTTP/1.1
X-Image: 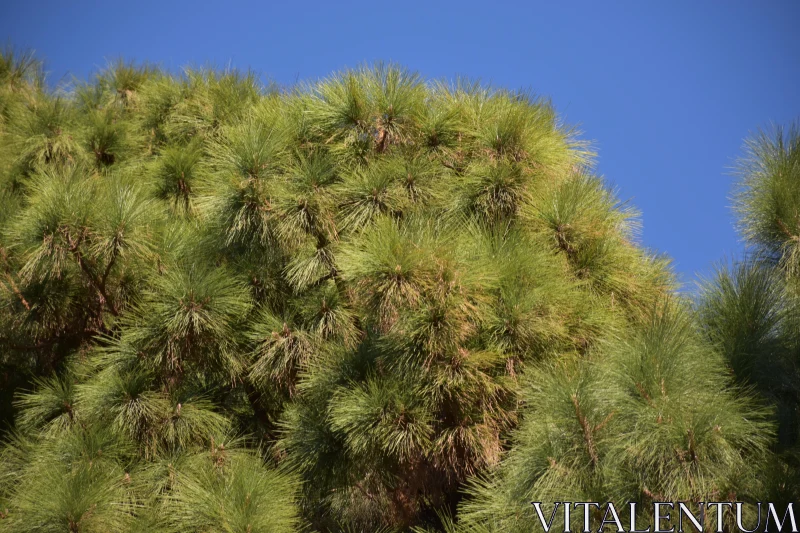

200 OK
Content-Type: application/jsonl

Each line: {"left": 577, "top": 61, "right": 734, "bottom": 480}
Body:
{"left": 0, "top": 48, "right": 790, "bottom": 532}
{"left": 695, "top": 124, "right": 800, "bottom": 503}
{"left": 457, "top": 300, "right": 774, "bottom": 532}
{"left": 455, "top": 123, "right": 800, "bottom": 533}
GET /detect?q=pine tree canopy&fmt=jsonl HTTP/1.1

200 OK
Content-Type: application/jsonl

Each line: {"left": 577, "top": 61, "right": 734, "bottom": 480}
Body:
{"left": 0, "top": 50, "right": 797, "bottom": 532}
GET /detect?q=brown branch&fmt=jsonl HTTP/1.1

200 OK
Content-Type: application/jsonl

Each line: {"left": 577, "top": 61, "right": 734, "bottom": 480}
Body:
{"left": 3, "top": 272, "right": 30, "bottom": 310}
{"left": 100, "top": 244, "right": 119, "bottom": 293}
{"left": 635, "top": 382, "right": 655, "bottom": 407}
{"left": 571, "top": 393, "right": 599, "bottom": 468}
{"left": 776, "top": 218, "right": 800, "bottom": 242}
{"left": 593, "top": 411, "right": 615, "bottom": 432}
{"left": 642, "top": 485, "right": 665, "bottom": 502}
{"left": 375, "top": 127, "right": 388, "bottom": 153}
{"left": 0, "top": 246, "right": 30, "bottom": 310}
{"left": 555, "top": 224, "right": 577, "bottom": 256}
{"left": 63, "top": 227, "right": 120, "bottom": 316}
{"left": 74, "top": 249, "right": 119, "bottom": 316}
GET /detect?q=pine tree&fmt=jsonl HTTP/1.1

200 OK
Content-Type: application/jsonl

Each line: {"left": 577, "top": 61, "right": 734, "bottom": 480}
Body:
{"left": 695, "top": 124, "right": 800, "bottom": 503}
{"left": 456, "top": 300, "right": 774, "bottom": 532}
{"left": 454, "top": 124, "right": 800, "bottom": 533}
{"left": 0, "top": 48, "right": 789, "bottom": 532}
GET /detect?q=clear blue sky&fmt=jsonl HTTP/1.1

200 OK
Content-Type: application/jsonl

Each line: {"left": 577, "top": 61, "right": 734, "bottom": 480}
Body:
{"left": 2, "top": 1, "right": 798, "bottom": 288}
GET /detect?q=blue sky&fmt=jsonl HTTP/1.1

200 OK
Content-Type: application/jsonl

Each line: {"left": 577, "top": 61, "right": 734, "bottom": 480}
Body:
{"left": 2, "top": 1, "right": 798, "bottom": 288}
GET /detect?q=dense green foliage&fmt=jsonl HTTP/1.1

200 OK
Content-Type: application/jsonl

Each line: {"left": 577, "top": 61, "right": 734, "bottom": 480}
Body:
{"left": 695, "top": 123, "right": 800, "bottom": 497}
{"left": 0, "top": 50, "right": 796, "bottom": 532}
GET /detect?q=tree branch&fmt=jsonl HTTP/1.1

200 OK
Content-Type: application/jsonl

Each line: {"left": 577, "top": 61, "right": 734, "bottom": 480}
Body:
{"left": 571, "top": 393, "right": 599, "bottom": 468}
{"left": 62, "top": 227, "right": 120, "bottom": 316}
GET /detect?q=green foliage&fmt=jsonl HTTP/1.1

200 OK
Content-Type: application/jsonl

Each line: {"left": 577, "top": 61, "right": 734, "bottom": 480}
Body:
{"left": 734, "top": 123, "right": 800, "bottom": 281}
{"left": 697, "top": 260, "right": 800, "bottom": 432}
{"left": 458, "top": 301, "right": 774, "bottom": 533}
{"left": 0, "top": 48, "right": 789, "bottom": 532}
{"left": 696, "top": 123, "right": 800, "bottom": 488}
{"left": 167, "top": 450, "right": 300, "bottom": 533}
